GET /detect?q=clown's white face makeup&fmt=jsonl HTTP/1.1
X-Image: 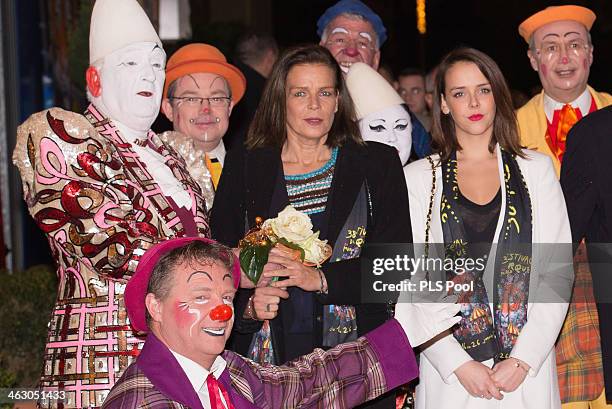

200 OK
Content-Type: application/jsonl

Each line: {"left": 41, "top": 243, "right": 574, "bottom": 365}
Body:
{"left": 321, "top": 15, "right": 380, "bottom": 72}
{"left": 147, "top": 259, "right": 235, "bottom": 370}
{"left": 359, "top": 104, "right": 412, "bottom": 166}
{"left": 528, "top": 20, "right": 592, "bottom": 103}
{"left": 93, "top": 41, "right": 166, "bottom": 133}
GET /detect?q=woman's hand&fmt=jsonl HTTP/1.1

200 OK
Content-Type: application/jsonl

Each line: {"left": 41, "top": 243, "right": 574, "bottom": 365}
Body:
{"left": 263, "top": 248, "right": 323, "bottom": 292}
{"left": 454, "top": 361, "right": 503, "bottom": 400}
{"left": 252, "top": 286, "right": 289, "bottom": 320}
{"left": 491, "top": 358, "right": 529, "bottom": 393}
{"left": 256, "top": 261, "right": 284, "bottom": 288}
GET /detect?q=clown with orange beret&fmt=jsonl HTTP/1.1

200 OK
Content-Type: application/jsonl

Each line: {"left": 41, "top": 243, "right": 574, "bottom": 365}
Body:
{"left": 516, "top": 5, "right": 612, "bottom": 409}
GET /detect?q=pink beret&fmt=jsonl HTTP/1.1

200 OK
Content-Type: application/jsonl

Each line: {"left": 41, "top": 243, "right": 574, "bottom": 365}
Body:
{"left": 125, "top": 237, "right": 240, "bottom": 333}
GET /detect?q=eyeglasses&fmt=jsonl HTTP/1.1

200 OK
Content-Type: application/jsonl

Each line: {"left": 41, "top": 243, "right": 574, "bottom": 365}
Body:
{"left": 170, "top": 96, "right": 231, "bottom": 107}
{"left": 535, "top": 39, "right": 590, "bottom": 60}
{"left": 326, "top": 35, "right": 375, "bottom": 50}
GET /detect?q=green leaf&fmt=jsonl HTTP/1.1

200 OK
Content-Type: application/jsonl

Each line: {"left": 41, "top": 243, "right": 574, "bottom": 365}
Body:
{"left": 239, "top": 242, "right": 272, "bottom": 285}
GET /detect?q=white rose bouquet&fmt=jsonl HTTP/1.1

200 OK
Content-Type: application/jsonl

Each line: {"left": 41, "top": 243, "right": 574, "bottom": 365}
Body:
{"left": 239, "top": 205, "right": 332, "bottom": 285}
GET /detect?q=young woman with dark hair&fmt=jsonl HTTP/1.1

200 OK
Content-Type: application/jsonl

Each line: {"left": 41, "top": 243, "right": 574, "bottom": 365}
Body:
{"left": 405, "top": 47, "right": 573, "bottom": 409}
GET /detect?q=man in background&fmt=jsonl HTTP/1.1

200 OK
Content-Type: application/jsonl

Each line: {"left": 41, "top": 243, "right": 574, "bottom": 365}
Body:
{"left": 398, "top": 67, "right": 431, "bottom": 131}
{"left": 224, "top": 32, "right": 278, "bottom": 151}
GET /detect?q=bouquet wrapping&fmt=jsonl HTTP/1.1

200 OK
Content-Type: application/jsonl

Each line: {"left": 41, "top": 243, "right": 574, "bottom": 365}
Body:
{"left": 239, "top": 205, "right": 332, "bottom": 285}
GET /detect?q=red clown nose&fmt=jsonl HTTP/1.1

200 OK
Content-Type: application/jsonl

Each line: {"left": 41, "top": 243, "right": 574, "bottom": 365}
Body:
{"left": 210, "top": 304, "right": 233, "bottom": 322}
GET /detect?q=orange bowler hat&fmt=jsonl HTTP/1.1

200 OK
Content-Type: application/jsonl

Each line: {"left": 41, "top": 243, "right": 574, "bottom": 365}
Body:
{"left": 518, "top": 5, "right": 596, "bottom": 43}
{"left": 164, "top": 43, "right": 246, "bottom": 103}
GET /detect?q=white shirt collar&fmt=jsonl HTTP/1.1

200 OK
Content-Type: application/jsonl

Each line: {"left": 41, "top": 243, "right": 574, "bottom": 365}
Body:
{"left": 207, "top": 141, "right": 226, "bottom": 166}
{"left": 543, "top": 88, "right": 592, "bottom": 122}
{"left": 170, "top": 350, "right": 227, "bottom": 392}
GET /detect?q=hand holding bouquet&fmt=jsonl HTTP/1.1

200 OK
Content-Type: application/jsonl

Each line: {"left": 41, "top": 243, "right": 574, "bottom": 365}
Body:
{"left": 239, "top": 205, "right": 332, "bottom": 285}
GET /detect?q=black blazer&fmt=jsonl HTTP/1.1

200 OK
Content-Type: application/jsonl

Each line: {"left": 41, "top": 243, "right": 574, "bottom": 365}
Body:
{"left": 561, "top": 105, "right": 612, "bottom": 402}
{"left": 210, "top": 140, "right": 412, "bottom": 362}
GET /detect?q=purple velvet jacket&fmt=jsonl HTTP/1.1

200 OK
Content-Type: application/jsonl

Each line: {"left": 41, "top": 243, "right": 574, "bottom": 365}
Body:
{"left": 101, "top": 319, "right": 417, "bottom": 409}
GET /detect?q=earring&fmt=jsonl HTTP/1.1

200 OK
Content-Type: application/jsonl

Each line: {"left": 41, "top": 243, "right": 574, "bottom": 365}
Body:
{"left": 189, "top": 119, "right": 195, "bottom": 123}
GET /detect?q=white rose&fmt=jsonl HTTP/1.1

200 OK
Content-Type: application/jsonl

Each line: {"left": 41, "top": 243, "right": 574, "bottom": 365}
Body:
{"left": 302, "top": 232, "right": 329, "bottom": 265}
{"left": 264, "top": 205, "right": 314, "bottom": 244}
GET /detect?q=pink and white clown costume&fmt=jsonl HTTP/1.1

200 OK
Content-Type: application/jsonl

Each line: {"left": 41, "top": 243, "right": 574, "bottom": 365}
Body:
{"left": 12, "top": 0, "right": 209, "bottom": 407}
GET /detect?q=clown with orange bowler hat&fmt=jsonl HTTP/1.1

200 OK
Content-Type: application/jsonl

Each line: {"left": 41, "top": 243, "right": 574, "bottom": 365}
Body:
{"left": 159, "top": 43, "right": 246, "bottom": 210}
{"left": 517, "top": 6, "right": 612, "bottom": 408}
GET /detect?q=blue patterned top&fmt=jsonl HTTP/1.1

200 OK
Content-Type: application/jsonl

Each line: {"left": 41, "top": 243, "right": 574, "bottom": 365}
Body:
{"left": 285, "top": 147, "right": 338, "bottom": 215}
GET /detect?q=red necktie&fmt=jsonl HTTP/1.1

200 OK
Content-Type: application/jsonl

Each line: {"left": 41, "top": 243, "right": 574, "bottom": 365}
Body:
{"left": 205, "top": 373, "right": 234, "bottom": 409}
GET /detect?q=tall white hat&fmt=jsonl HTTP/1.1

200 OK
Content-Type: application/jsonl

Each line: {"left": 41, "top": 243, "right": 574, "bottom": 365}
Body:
{"left": 346, "top": 62, "right": 404, "bottom": 120}
{"left": 89, "top": 0, "right": 163, "bottom": 64}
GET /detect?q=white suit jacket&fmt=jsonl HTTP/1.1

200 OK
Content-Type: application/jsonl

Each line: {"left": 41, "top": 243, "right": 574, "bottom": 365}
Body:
{"left": 403, "top": 146, "right": 573, "bottom": 409}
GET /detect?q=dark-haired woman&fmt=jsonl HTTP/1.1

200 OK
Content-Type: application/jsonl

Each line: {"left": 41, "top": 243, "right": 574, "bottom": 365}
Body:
{"left": 210, "top": 45, "right": 411, "bottom": 409}
{"left": 404, "top": 47, "right": 573, "bottom": 408}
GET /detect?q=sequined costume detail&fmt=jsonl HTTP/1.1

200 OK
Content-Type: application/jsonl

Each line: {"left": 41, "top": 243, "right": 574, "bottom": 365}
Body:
{"left": 12, "top": 104, "right": 210, "bottom": 408}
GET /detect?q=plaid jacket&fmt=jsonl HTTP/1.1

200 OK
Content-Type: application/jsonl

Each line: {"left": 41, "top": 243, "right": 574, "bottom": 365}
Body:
{"left": 517, "top": 92, "right": 611, "bottom": 403}
{"left": 102, "top": 319, "right": 417, "bottom": 409}
{"left": 555, "top": 244, "right": 604, "bottom": 403}
{"left": 13, "top": 105, "right": 210, "bottom": 408}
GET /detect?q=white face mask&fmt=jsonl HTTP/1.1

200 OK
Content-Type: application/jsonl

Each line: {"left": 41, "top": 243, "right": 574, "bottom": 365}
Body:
{"left": 359, "top": 104, "right": 412, "bottom": 166}
{"left": 93, "top": 42, "right": 166, "bottom": 132}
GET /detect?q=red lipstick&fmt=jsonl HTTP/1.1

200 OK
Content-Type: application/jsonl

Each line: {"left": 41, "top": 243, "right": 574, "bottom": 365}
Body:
{"left": 468, "top": 114, "right": 483, "bottom": 121}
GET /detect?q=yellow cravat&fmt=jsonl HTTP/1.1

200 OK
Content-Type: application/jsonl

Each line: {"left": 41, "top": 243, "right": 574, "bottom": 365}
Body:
{"left": 205, "top": 153, "right": 222, "bottom": 190}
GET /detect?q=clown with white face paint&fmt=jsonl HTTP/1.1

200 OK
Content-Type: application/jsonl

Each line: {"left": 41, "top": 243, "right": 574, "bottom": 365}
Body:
{"left": 12, "top": 0, "right": 211, "bottom": 406}
{"left": 101, "top": 237, "right": 462, "bottom": 409}
{"left": 517, "top": 5, "right": 612, "bottom": 175}
{"left": 346, "top": 62, "right": 412, "bottom": 166}
{"left": 317, "top": 0, "right": 384, "bottom": 73}
{"left": 516, "top": 5, "right": 612, "bottom": 408}
{"left": 91, "top": 42, "right": 166, "bottom": 132}
{"left": 317, "top": 0, "right": 433, "bottom": 161}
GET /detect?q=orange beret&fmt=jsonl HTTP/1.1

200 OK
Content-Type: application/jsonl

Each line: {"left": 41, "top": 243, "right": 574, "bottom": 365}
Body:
{"left": 518, "top": 5, "right": 596, "bottom": 43}
{"left": 164, "top": 43, "right": 246, "bottom": 104}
